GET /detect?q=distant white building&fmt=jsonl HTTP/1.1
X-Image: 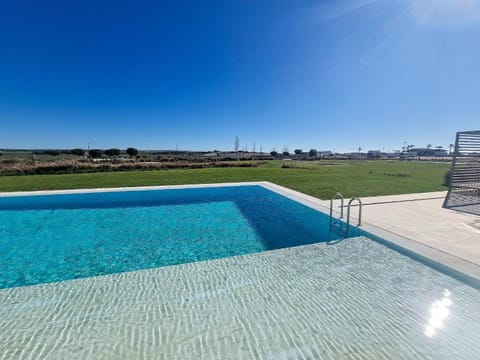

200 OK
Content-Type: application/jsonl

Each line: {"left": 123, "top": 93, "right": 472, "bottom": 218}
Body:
{"left": 318, "top": 151, "right": 333, "bottom": 157}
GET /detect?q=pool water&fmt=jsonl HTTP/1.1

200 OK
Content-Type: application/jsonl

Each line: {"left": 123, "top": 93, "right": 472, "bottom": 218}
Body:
{"left": 1, "top": 184, "right": 480, "bottom": 359}
{"left": 2, "top": 236, "right": 479, "bottom": 359}
{"left": 0, "top": 186, "right": 341, "bottom": 289}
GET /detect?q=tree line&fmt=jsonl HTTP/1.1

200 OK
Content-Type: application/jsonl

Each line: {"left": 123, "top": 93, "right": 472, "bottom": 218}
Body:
{"left": 270, "top": 149, "right": 319, "bottom": 157}
{"left": 70, "top": 147, "right": 139, "bottom": 159}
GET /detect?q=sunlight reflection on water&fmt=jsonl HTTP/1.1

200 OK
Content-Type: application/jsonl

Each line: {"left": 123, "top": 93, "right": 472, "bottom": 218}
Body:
{"left": 424, "top": 289, "right": 453, "bottom": 338}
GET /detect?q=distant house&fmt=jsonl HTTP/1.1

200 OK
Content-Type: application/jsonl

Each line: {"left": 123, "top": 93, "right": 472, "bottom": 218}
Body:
{"left": 400, "top": 152, "right": 417, "bottom": 159}
{"left": 318, "top": 151, "right": 333, "bottom": 158}
{"left": 203, "top": 151, "right": 272, "bottom": 160}
{"left": 367, "top": 150, "right": 382, "bottom": 159}
{"left": 435, "top": 149, "right": 448, "bottom": 157}
{"left": 385, "top": 152, "right": 400, "bottom": 159}
{"left": 256, "top": 152, "right": 274, "bottom": 159}
{"left": 203, "top": 152, "right": 220, "bottom": 159}
{"left": 409, "top": 148, "right": 448, "bottom": 157}
{"left": 292, "top": 152, "right": 308, "bottom": 160}
{"left": 345, "top": 152, "right": 366, "bottom": 159}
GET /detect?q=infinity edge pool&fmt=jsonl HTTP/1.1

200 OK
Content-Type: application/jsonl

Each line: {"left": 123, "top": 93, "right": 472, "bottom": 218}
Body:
{"left": 1, "top": 181, "right": 479, "bottom": 287}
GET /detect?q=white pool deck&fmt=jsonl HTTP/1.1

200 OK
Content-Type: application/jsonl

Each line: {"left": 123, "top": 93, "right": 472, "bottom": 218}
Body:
{"left": 1, "top": 182, "right": 480, "bottom": 359}
{"left": 261, "top": 183, "right": 480, "bottom": 282}
{"left": 321, "top": 191, "right": 480, "bottom": 267}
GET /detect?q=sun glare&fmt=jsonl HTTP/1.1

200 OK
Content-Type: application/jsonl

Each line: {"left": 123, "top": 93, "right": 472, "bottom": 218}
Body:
{"left": 424, "top": 289, "right": 453, "bottom": 338}
{"left": 409, "top": 0, "right": 480, "bottom": 27}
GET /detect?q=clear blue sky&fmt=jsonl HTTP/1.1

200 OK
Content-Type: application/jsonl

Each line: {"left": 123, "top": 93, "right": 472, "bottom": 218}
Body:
{"left": 1, "top": 0, "right": 479, "bottom": 152}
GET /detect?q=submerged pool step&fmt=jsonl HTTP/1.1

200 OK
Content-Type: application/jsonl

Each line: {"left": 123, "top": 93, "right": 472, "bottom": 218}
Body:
{"left": 330, "top": 218, "right": 348, "bottom": 237}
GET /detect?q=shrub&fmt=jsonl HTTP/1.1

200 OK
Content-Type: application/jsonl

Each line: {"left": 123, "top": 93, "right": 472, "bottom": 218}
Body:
{"left": 70, "top": 148, "right": 85, "bottom": 156}
{"left": 105, "top": 148, "right": 121, "bottom": 157}
{"left": 443, "top": 169, "right": 451, "bottom": 186}
{"left": 45, "top": 150, "right": 61, "bottom": 156}
{"left": 89, "top": 149, "right": 103, "bottom": 158}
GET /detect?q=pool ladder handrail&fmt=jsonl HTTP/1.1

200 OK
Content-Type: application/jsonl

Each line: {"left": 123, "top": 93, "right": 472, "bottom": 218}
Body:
{"left": 346, "top": 197, "right": 362, "bottom": 236}
{"left": 329, "top": 193, "right": 363, "bottom": 236}
{"left": 329, "top": 192, "right": 344, "bottom": 230}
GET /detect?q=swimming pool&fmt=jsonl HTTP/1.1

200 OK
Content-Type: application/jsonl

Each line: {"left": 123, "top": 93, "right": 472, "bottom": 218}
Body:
{"left": 0, "top": 185, "right": 343, "bottom": 289}
{"left": 1, "top": 183, "right": 480, "bottom": 359}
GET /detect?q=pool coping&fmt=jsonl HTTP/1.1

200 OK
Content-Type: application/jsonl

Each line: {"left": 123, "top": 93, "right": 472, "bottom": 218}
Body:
{"left": 1, "top": 181, "right": 479, "bottom": 286}
{"left": 261, "top": 182, "right": 480, "bottom": 287}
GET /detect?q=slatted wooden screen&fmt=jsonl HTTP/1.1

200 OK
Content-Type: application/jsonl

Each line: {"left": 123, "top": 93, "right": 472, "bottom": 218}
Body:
{"left": 443, "top": 130, "right": 480, "bottom": 215}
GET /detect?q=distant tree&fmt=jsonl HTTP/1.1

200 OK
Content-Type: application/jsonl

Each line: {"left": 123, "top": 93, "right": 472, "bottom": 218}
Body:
{"left": 105, "top": 148, "right": 121, "bottom": 158}
{"left": 427, "top": 144, "right": 432, "bottom": 149}
{"left": 449, "top": 144, "right": 454, "bottom": 154}
{"left": 309, "top": 149, "right": 318, "bottom": 157}
{"left": 294, "top": 149, "right": 303, "bottom": 155}
{"left": 70, "top": 148, "right": 85, "bottom": 156}
{"left": 46, "top": 150, "right": 61, "bottom": 156}
{"left": 283, "top": 151, "right": 290, "bottom": 156}
{"left": 89, "top": 149, "right": 103, "bottom": 158}
{"left": 270, "top": 151, "right": 278, "bottom": 157}
{"left": 435, "top": 145, "right": 443, "bottom": 149}
{"left": 356, "top": 147, "right": 362, "bottom": 159}
{"left": 126, "top": 147, "right": 138, "bottom": 158}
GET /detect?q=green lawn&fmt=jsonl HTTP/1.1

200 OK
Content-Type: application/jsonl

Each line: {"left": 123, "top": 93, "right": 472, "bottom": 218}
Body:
{"left": 0, "top": 160, "right": 449, "bottom": 199}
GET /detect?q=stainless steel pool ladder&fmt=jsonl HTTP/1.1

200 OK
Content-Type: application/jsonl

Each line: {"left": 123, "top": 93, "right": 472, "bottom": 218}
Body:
{"left": 329, "top": 192, "right": 344, "bottom": 230}
{"left": 346, "top": 197, "right": 362, "bottom": 236}
{"left": 329, "top": 193, "right": 363, "bottom": 236}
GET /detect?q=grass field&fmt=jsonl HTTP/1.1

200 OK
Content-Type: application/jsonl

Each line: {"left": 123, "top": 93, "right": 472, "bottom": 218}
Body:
{"left": 0, "top": 160, "right": 449, "bottom": 199}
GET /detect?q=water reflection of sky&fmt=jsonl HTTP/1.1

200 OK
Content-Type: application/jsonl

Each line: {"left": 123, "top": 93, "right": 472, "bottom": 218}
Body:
{"left": 425, "top": 289, "right": 453, "bottom": 338}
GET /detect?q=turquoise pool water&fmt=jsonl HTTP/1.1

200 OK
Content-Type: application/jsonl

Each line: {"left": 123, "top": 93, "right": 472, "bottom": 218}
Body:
{"left": 0, "top": 186, "right": 341, "bottom": 289}
{"left": 1, "top": 185, "right": 480, "bottom": 359}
